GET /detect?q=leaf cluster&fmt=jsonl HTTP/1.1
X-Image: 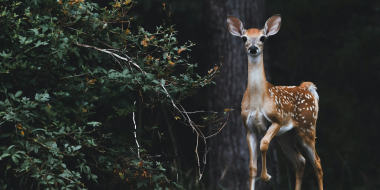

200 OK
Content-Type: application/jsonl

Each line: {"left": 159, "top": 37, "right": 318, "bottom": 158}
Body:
{"left": 0, "top": 0, "right": 219, "bottom": 189}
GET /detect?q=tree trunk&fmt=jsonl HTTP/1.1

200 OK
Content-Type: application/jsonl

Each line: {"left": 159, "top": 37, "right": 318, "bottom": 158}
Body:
{"left": 204, "top": 0, "right": 279, "bottom": 189}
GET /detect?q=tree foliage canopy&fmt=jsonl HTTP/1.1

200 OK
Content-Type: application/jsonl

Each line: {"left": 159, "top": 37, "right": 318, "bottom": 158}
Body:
{"left": 0, "top": 0, "right": 221, "bottom": 189}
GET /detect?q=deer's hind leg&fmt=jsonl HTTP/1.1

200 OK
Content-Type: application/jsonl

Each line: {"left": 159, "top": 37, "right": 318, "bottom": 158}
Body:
{"left": 277, "top": 130, "right": 305, "bottom": 190}
{"left": 297, "top": 129, "right": 323, "bottom": 190}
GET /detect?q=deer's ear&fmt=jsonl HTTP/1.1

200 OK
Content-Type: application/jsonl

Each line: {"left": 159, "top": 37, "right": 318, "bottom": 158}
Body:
{"left": 227, "top": 15, "right": 244, "bottom": 36}
{"left": 263, "top": 14, "right": 281, "bottom": 36}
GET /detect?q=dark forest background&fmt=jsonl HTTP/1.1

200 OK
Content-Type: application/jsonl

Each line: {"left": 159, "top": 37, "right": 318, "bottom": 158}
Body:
{"left": 89, "top": 0, "right": 380, "bottom": 189}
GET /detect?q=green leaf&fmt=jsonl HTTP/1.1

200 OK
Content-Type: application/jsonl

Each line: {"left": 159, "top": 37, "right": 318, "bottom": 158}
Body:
{"left": 46, "top": 175, "right": 53, "bottom": 181}
{"left": 26, "top": 141, "right": 30, "bottom": 151}
{"left": 30, "top": 28, "right": 39, "bottom": 35}
{"left": 33, "top": 158, "right": 42, "bottom": 164}
{"left": 126, "top": 84, "right": 133, "bottom": 90}
{"left": 112, "top": 42, "right": 120, "bottom": 48}
{"left": 87, "top": 122, "right": 101, "bottom": 127}
{"left": 18, "top": 35, "right": 26, "bottom": 44}
{"left": 48, "top": 154, "right": 53, "bottom": 164}
{"left": 39, "top": 24, "right": 49, "bottom": 33}
{"left": 122, "top": 69, "right": 129, "bottom": 75}
{"left": 8, "top": 93, "right": 15, "bottom": 100}
{"left": 15, "top": 91, "right": 22, "bottom": 98}
{"left": 59, "top": 127, "right": 65, "bottom": 134}
{"left": 74, "top": 51, "right": 80, "bottom": 57}
{"left": 30, "top": 173, "right": 40, "bottom": 178}
{"left": 12, "top": 155, "right": 19, "bottom": 165}
{"left": 172, "top": 182, "right": 184, "bottom": 189}
{"left": 0, "top": 133, "right": 12, "bottom": 138}
{"left": 0, "top": 51, "right": 9, "bottom": 58}
{"left": 137, "top": 57, "right": 145, "bottom": 70}
{"left": 78, "top": 57, "right": 83, "bottom": 66}
{"left": 137, "top": 180, "right": 147, "bottom": 188}
{"left": 13, "top": 152, "right": 21, "bottom": 158}
{"left": 119, "top": 85, "right": 127, "bottom": 91}
{"left": 0, "top": 153, "right": 11, "bottom": 158}
{"left": 35, "top": 93, "right": 49, "bottom": 102}
{"left": 7, "top": 145, "right": 15, "bottom": 151}
{"left": 58, "top": 52, "right": 63, "bottom": 59}
{"left": 91, "top": 174, "right": 98, "bottom": 183}
{"left": 34, "top": 40, "right": 48, "bottom": 47}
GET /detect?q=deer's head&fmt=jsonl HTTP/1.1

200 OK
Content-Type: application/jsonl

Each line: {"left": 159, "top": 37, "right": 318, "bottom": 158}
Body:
{"left": 227, "top": 15, "right": 281, "bottom": 56}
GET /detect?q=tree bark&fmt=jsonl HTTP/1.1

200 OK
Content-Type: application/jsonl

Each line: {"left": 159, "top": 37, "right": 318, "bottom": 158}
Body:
{"left": 204, "top": 0, "right": 279, "bottom": 189}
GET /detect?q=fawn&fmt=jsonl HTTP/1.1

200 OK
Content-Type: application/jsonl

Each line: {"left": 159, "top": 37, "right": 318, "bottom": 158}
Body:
{"left": 226, "top": 15, "right": 323, "bottom": 190}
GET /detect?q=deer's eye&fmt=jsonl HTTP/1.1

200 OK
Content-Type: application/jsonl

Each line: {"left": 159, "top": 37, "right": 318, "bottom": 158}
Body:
{"left": 242, "top": 37, "right": 247, "bottom": 43}
{"left": 260, "top": 36, "right": 266, "bottom": 42}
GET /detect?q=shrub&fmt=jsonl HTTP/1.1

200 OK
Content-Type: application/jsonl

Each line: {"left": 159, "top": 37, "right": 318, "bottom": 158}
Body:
{"left": 0, "top": 0, "right": 221, "bottom": 189}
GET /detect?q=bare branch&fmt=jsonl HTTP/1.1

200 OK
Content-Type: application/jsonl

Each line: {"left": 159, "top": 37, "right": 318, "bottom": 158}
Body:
{"left": 74, "top": 43, "right": 145, "bottom": 73}
{"left": 133, "top": 101, "right": 140, "bottom": 159}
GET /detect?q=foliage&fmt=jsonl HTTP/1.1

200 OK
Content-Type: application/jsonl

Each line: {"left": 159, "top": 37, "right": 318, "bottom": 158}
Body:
{"left": 0, "top": 0, "right": 221, "bottom": 189}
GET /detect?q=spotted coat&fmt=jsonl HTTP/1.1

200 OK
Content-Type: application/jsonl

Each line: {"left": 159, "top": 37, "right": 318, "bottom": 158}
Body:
{"left": 268, "top": 82, "right": 319, "bottom": 141}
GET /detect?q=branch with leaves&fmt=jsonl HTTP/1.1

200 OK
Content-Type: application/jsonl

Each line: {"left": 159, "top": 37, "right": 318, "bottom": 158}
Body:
{"left": 0, "top": 0, "right": 229, "bottom": 189}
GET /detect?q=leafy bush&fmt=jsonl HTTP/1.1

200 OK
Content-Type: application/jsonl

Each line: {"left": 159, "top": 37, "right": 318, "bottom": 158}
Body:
{"left": 0, "top": 0, "right": 221, "bottom": 189}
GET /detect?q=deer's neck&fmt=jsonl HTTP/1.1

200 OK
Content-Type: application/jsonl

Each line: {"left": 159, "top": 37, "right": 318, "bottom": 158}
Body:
{"left": 247, "top": 54, "right": 269, "bottom": 109}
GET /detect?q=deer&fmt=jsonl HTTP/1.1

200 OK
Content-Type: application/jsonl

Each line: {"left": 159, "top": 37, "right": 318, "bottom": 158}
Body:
{"left": 226, "top": 15, "right": 323, "bottom": 190}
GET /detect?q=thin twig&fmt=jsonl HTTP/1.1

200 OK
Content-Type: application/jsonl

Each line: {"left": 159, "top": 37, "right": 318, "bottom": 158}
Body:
{"left": 14, "top": 166, "right": 35, "bottom": 177}
{"left": 60, "top": 73, "right": 86, "bottom": 79}
{"left": 181, "top": 110, "right": 218, "bottom": 114}
{"left": 133, "top": 101, "right": 140, "bottom": 159}
{"left": 74, "top": 43, "right": 145, "bottom": 73}
{"left": 204, "top": 112, "right": 230, "bottom": 139}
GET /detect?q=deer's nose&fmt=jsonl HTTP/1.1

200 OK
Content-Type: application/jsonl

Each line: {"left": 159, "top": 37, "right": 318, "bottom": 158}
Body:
{"left": 248, "top": 46, "right": 259, "bottom": 54}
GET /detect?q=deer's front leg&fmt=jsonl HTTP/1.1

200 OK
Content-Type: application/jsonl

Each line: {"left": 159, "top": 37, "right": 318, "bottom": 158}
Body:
{"left": 260, "top": 123, "right": 281, "bottom": 182}
{"left": 247, "top": 131, "right": 258, "bottom": 190}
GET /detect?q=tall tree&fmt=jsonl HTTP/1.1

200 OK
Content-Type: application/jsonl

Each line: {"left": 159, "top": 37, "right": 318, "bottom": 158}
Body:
{"left": 204, "top": 0, "right": 279, "bottom": 189}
